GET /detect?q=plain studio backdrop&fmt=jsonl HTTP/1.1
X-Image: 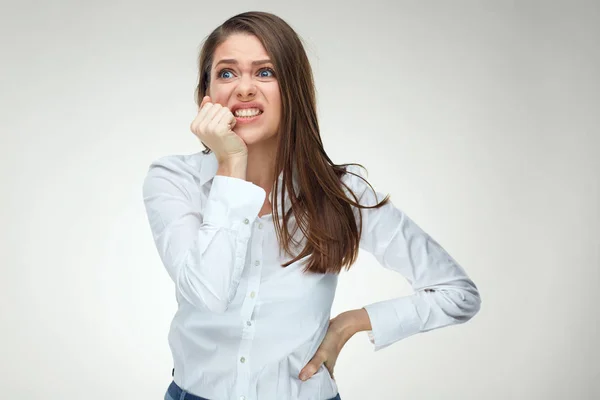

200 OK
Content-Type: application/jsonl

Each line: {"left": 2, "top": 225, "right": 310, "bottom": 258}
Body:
{"left": 1, "top": 1, "right": 598, "bottom": 399}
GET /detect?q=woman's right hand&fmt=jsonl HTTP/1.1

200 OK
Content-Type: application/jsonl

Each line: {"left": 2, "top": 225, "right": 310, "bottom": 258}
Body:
{"left": 190, "top": 95, "right": 248, "bottom": 163}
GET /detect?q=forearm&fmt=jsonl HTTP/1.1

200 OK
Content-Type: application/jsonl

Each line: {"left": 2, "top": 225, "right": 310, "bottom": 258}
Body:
{"left": 334, "top": 308, "right": 373, "bottom": 341}
{"left": 216, "top": 156, "right": 248, "bottom": 180}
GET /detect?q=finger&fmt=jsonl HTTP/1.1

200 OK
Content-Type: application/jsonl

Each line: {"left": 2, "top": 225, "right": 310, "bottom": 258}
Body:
{"left": 324, "top": 361, "right": 335, "bottom": 380}
{"left": 204, "top": 103, "right": 224, "bottom": 130}
{"left": 216, "top": 107, "right": 236, "bottom": 130}
{"left": 191, "top": 102, "right": 213, "bottom": 133}
{"left": 194, "top": 95, "right": 213, "bottom": 117}
{"left": 199, "top": 95, "right": 211, "bottom": 111}
{"left": 196, "top": 96, "right": 213, "bottom": 121}
{"left": 196, "top": 102, "right": 221, "bottom": 129}
{"left": 228, "top": 109, "right": 237, "bottom": 129}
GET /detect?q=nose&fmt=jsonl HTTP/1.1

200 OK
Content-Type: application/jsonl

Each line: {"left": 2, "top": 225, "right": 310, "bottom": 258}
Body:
{"left": 234, "top": 74, "right": 256, "bottom": 99}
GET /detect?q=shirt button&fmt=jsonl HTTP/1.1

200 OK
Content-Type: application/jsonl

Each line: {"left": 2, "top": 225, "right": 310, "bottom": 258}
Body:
{"left": 240, "top": 397, "right": 246, "bottom": 400}
{"left": 243, "top": 218, "right": 249, "bottom": 224}
{"left": 250, "top": 291, "right": 255, "bottom": 298}
{"left": 246, "top": 320, "right": 252, "bottom": 326}
{"left": 254, "top": 260, "right": 260, "bottom": 266}
{"left": 240, "top": 357, "right": 246, "bottom": 363}
{"left": 258, "top": 223, "right": 263, "bottom": 229}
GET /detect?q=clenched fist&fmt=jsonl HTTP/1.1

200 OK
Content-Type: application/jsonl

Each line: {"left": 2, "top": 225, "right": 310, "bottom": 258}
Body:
{"left": 190, "top": 96, "right": 248, "bottom": 163}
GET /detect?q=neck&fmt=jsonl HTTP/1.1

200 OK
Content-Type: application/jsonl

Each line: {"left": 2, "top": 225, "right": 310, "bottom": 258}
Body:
{"left": 246, "top": 140, "right": 278, "bottom": 198}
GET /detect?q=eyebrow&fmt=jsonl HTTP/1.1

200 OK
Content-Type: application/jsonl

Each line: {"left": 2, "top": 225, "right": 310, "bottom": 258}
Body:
{"left": 214, "top": 59, "right": 272, "bottom": 67}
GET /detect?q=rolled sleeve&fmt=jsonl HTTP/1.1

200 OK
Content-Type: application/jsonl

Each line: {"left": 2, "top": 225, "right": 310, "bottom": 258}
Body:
{"left": 142, "top": 158, "right": 267, "bottom": 313}
{"left": 203, "top": 175, "right": 266, "bottom": 230}
{"left": 363, "top": 296, "right": 422, "bottom": 351}
{"left": 342, "top": 164, "right": 481, "bottom": 352}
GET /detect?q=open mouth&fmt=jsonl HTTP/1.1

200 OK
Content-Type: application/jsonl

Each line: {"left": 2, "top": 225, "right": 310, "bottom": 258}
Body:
{"left": 234, "top": 108, "right": 263, "bottom": 119}
{"left": 234, "top": 108, "right": 263, "bottom": 122}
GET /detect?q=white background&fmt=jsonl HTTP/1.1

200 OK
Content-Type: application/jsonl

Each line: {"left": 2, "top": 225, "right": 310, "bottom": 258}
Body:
{"left": 1, "top": 0, "right": 598, "bottom": 399}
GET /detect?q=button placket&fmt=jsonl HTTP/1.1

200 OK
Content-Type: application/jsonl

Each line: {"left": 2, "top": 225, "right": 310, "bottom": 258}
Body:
{"left": 245, "top": 221, "right": 264, "bottom": 306}
{"left": 235, "top": 218, "right": 265, "bottom": 400}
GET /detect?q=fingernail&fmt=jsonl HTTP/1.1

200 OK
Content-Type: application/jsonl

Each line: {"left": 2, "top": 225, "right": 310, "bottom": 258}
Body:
{"left": 300, "top": 373, "right": 308, "bottom": 381}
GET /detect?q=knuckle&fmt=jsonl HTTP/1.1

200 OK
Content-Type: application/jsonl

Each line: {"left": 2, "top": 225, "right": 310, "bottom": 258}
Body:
{"left": 207, "top": 119, "right": 219, "bottom": 132}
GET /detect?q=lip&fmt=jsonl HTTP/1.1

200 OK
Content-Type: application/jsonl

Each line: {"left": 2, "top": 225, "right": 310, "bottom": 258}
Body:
{"left": 230, "top": 102, "right": 264, "bottom": 113}
{"left": 230, "top": 102, "right": 264, "bottom": 125}
{"left": 234, "top": 112, "right": 263, "bottom": 125}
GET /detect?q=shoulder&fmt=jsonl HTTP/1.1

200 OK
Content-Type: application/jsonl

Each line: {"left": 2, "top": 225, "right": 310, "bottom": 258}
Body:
{"left": 142, "top": 151, "right": 207, "bottom": 196}
{"left": 340, "top": 163, "right": 370, "bottom": 196}
{"left": 146, "top": 151, "right": 205, "bottom": 176}
{"left": 340, "top": 163, "right": 388, "bottom": 208}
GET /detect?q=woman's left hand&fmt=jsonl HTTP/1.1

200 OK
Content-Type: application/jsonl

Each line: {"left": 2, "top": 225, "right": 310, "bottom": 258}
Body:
{"left": 299, "top": 313, "right": 354, "bottom": 382}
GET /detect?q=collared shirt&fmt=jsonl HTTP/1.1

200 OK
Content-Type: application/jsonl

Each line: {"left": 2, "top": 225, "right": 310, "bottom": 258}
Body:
{"left": 142, "top": 151, "right": 481, "bottom": 400}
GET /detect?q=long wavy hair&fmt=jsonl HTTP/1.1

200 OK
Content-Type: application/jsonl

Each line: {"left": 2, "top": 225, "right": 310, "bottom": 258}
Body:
{"left": 194, "top": 11, "right": 390, "bottom": 274}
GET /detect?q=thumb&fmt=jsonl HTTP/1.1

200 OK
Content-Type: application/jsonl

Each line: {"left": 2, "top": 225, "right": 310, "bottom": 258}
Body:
{"left": 299, "top": 356, "right": 323, "bottom": 381}
{"left": 229, "top": 112, "right": 237, "bottom": 130}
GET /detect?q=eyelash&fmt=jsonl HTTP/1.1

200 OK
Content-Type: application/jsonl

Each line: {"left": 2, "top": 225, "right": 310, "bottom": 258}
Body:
{"left": 216, "top": 67, "right": 276, "bottom": 79}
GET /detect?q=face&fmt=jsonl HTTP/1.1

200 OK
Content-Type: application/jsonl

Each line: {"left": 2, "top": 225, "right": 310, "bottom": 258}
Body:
{"left": 208, "top": 33, "right": 281, "bottom": 148}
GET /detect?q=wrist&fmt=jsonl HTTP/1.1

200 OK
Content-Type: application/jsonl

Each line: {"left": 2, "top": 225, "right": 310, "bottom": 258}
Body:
{"left": 333, "top": 308, "right": 372, "bottom": 340}
{"left": 216, "top": 155, "right": 248, "bottom": 180}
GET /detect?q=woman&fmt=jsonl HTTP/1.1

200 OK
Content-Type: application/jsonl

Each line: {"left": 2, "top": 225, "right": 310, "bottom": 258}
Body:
{"left": 142, "top": 11, "right": 482, "bottom": 400}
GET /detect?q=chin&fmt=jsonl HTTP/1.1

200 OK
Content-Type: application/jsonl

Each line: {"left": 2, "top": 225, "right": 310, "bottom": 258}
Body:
{"left": 235, "top": 128, "right": 277, "bottom": 146}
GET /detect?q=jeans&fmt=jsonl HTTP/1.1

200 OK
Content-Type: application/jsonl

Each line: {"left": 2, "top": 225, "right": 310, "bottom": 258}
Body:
{"left": 164, "top": 380, "right": 342, "bottom": 400}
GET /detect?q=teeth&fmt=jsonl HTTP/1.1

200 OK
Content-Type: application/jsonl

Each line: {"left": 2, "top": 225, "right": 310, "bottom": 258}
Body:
{"left": 234, "top": 108, "right": 262, "bottom": 117}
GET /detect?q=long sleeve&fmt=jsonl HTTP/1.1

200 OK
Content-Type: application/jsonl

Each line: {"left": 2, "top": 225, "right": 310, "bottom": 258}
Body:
{"left": 345, "top": 165, "right": 482, "bottom": 351}
{"left": 142, "top": 158, "right": 266, "bottom": 313}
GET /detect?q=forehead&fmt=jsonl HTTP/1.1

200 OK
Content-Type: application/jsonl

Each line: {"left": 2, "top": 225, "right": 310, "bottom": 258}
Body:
{"left": 213, "top": 33, "right": 269, "bottom": 65}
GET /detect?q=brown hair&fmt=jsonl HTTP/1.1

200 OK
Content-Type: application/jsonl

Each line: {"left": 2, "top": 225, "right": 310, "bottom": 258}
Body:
{"left": 194, "top": 11, "right": 389, "bottom": 274}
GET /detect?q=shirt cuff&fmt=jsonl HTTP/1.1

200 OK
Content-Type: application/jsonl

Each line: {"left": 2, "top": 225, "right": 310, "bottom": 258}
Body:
{"left": 363, "top": 295, "right": 422, "bottom": 351}
{"left": 203, "top": 175, "right": 266, "bottom": 230}
{"left": 367, "top": 330, "right": 375, "bottom": 344}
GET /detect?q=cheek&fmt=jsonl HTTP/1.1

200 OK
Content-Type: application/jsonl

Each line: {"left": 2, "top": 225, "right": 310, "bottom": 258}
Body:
{"left": 211, "top": 94, "right": 227, "bottom": 106}
{"left": 266, "top": 89, "right": 282, "bottom": 116}
{"left": 208, "top": 85, "right": 229, "bottom": 104}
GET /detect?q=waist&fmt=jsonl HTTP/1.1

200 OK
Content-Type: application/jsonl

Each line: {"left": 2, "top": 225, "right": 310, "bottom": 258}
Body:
{"left": 167, "top": 380, "right": 342, "bottom": 400}
{"left": 168, "top": 380, "right": 209, "bottom": 400}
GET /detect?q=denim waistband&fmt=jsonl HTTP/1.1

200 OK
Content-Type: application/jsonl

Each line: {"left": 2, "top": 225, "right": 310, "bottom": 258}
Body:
{"left": 167, "top": 380, "right": 341, "bottom": 400}
{"left": 167, "top": 380, "right": 210, "bottom": 400}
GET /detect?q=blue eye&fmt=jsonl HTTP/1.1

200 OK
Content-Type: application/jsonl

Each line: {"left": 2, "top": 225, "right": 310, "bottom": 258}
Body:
{"left": 216, "top": 67, "right": 276, "bottom": 80}
{"left": 218, "top": 69, "right": 234, "bottom": 79}
{"left": 259, "top": 68, "right": 275, "bottom": 77}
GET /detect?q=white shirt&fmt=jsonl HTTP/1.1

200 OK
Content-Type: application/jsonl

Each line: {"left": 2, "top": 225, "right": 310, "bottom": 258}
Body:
{"left": 142, "top": 151, "right": 481, "bottom": 400}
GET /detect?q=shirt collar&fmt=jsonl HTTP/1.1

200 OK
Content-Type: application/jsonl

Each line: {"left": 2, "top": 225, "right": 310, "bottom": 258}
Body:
{"left": 198, "top": 151, "right": 301, "bottom": 214}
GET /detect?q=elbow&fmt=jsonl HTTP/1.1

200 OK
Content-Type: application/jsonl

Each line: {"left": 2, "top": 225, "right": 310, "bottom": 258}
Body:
{"left": 168, "top": 246, "right": 241, "bottom": 314}
{"left": 460, "top": 287, "right": 482, "bottom": 321}
{"left": 427, "top": 282, "right": 482, "bottom": 322}
{"left": 460, "top": 289, "right": 482, "bottom": 321}
{"left": 179, "top": 283, "right": 231, "bottom": 314}
{"left": 452, "top": 277, "right": 482, "bottom": 320}
{"left": 202, "top": 299, "right": 229, "bottom": 314}
{"left": 176, "top": 264, "right": 233, "bottom": 314}
{"left": 466, "top": 280, "right": 482, "bottom": 318}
